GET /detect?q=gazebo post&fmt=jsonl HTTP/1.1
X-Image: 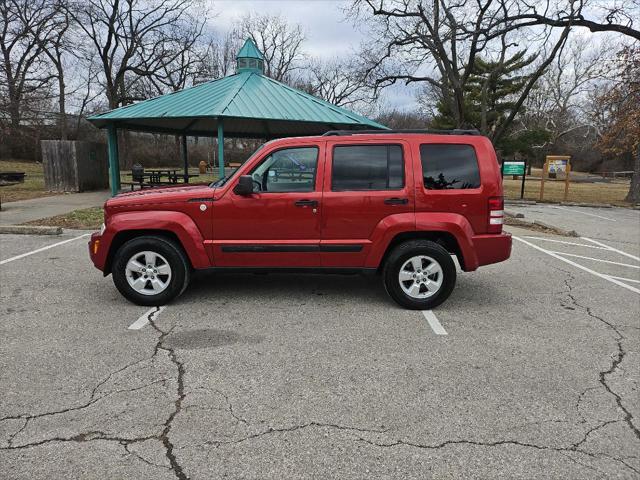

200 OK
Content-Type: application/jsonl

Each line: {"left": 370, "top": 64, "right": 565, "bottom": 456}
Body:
{"left": 217, "top": 119, "right": 225, "bottom": 179}
{"left": 181, "top": 134, "right": 189, "bottom": 183}
{"left": 107, "top": 124, "right": 121, "bottom": 196}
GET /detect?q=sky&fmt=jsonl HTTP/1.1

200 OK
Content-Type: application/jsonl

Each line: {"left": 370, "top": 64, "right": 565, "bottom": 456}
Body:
{"left": 208, "top": 0, "right": 420, "bottom": 111}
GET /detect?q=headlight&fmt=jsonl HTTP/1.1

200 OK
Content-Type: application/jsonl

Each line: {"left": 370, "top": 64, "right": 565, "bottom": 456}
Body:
{"left": 99, "top": 223, "right": 106, "bottom": 235}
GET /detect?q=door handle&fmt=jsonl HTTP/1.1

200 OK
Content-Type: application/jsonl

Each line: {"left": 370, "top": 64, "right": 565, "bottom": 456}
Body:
{"left": 294, "top": 199, "right": 318, "bottom": 207}
{"left": 384, "top": 197, "right": 409, "bottom": 205}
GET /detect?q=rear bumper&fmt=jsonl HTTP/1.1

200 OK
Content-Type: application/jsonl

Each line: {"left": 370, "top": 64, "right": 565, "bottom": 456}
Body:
{"left": 472, "top": 232, "right": 512, "bottom": 268}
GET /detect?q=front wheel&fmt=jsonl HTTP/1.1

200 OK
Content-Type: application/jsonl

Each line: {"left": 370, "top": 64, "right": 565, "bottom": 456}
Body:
{"left": 383, "top": 240, "right": 456, "bottom": 310}
{"left": 112, "top": 236, "right": 190, "bottom": 306}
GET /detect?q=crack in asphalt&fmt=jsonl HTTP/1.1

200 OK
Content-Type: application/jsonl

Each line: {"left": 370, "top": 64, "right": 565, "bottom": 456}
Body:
{"left": 353, "top": 433, "right": 640, "bottom": 475}
{"left": 214, "top": 390, "right": 248, "bottom": 425}
{"left": 0, "top": 430, "right": 157, "bottom": 451}
{"left": 563, "top": 273, "right": 640, "bottom": 441}
{"left": 1, "top": 307, "right": 189, "bottom": 480}
{"left": 200, "top": 417, "right": 639, "bottom": 476}
{"left": 123, "top": 441, "right": 171, "bottom": 471}
{"left": 0, "top": 356, "right": 152, "bottom": 425}
{"left": 149, "top": 312, "right": 189, "bottom": 480}
{"left": 203, "top": 421, "right": 389, "bottom": 449}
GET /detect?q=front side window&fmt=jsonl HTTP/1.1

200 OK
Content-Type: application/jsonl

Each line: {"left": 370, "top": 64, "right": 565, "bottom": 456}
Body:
{"left": 332, "top": 145, "right": 404, "bottom": 191}
{"left": 420, "top": 144, "right": 480, "bottom": 190}
{"left": 250, "top": 147, "right": 318, "bottom": 192}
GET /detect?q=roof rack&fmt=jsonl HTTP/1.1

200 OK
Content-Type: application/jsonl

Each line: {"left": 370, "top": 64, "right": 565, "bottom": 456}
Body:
{"left": 322, "top": 129, "right": 481, "bottom": 136}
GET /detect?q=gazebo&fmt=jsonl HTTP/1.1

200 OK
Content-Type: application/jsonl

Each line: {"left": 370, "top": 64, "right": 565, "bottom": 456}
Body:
{"left": 88, "top": 38, "right": 387, "bottom": 196}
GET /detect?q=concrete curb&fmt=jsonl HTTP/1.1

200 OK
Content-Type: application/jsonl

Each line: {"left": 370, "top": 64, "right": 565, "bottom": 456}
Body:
{"left": 0, "top": 225, "right": 63, "bottom": 235}
{"left": 559, "top": 202, "right": 613, "bottom": 208}
{"left": 505, "top": 199, "right": 622, "bottom": 208}
{"left": 505, "top": 200, "right": 537, "bottom": 205}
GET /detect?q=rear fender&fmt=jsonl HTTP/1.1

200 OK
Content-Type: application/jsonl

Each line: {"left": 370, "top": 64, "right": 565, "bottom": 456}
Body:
{"left": 415, "top": 213, "right": 478, "bottom": 271}
{"left": 364, "top": 212, "right": 479, "bottom": 271}
{"left": 364, "top": 213, "right": 416, "bottom": 268}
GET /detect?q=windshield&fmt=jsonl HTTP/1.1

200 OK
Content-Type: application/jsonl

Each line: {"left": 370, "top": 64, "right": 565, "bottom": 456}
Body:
{"left": 210, "top": 143, "right": 266, "bottom": 188}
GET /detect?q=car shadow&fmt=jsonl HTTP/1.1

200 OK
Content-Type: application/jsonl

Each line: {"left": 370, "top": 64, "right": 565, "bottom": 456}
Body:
{"left": 177, "top": 271, "right": 393, "bottom": 308}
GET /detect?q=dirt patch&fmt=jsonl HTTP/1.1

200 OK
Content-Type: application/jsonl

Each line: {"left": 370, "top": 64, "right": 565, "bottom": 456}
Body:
{"left": 505, "top": 216, "right": 578, "bottom": 236}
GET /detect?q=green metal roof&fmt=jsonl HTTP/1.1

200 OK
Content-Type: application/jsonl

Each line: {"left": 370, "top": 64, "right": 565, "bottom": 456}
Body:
{"left": 88, "top": 71, "right": 387, "bottom": 138}
{"left": 236, "top": 38, "right": 264, "bottom": 60}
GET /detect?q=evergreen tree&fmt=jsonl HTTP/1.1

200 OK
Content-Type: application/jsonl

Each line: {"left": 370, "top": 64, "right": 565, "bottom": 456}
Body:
{"left": 432, "top": 50, "right": 540, "bottom": 152}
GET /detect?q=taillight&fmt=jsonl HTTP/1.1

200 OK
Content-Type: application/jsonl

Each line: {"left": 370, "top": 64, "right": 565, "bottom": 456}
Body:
{"left": 488, "top": 196, "right": 504, "bottom": 233}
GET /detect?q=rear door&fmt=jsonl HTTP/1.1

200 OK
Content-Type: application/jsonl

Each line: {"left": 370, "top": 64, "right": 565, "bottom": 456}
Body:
{"left": 320, "top": 140, "right": 414, "bottom": 267}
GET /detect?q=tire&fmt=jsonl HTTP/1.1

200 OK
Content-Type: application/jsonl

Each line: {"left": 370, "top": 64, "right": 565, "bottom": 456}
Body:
{"left": 383, "top": 240, "right": 456, "bottom": 310}
{"left": 112, "top": 236, "right": 191, "bottom": 306}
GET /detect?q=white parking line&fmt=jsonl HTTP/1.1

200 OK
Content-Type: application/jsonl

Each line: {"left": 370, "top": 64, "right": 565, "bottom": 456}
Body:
{"left": 514, "top": 236, "right": 640, "bottom": 295}
{"left": 521, "top": 236, "right": 609, "bottom": 250}
{"left": 582, "top": 237, "right": 640, "bottom": 262}
{"left": 551, "top": 205, "right": 616, "bottom": 221}
{"left": 128, "top": 306, "right": 166, "bottom": 330}
{"left": 423, "top": 310, "right": 448, "bottom": 335}
{"left": 0, "top": 233, "right": 90, "bottom": 265}
{"left": 605, "top": 275, "right": 640, "bottom": 284}
{"left": 546, "top": 251, "right": 640, "bottom": 269}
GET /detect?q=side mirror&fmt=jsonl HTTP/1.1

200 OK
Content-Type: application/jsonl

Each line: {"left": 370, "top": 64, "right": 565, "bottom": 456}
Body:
{"left": 233, "top": 175, "right": 254, "bottom": 195}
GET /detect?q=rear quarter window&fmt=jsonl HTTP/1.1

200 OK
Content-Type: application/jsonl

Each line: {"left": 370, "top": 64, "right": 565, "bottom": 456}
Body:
{"left": 420, "top": 144, "right": 480, "bottom": 190}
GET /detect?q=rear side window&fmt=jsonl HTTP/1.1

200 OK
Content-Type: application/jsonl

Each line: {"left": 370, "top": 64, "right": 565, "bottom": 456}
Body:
{"left": 420, "top": 144, "right": 480, "bottom": 190}
{"left": 332, "top": 145, "right": 404, "bottom": 191}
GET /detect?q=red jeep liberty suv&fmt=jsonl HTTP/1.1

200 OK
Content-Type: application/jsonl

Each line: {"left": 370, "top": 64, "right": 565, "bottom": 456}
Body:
{"left": 89, "top": 130, "right": 511, "bottom": 309}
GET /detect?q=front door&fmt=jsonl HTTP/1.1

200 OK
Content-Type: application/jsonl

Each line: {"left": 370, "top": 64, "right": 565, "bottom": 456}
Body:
{"left": 320, "top": 140, "right": 415, "bottom": 267}
{"left": 211, "top": 145, "right": 324, "bottom": 267}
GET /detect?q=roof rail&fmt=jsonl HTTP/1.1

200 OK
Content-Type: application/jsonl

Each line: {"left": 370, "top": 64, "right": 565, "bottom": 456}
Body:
{"left": 322, "top": 129, "right": 481, "bottom": 136}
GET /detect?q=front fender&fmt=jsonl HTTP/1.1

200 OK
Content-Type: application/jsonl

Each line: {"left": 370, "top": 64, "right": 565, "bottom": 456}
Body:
{"left": 98, "top": 210, "right": 210, "bottom": 271}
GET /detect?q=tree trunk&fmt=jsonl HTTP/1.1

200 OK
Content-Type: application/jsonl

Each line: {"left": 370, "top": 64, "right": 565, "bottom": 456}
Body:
{"left": 625, "top": 145, "right": 640, "bottom": 204}
{"left": 58, "top": 71, "right": 67, "bottom": 140}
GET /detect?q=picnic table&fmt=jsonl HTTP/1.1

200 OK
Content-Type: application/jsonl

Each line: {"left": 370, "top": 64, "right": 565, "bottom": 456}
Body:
{"left": 123, "top": 167, "right": 199, "bottom": 191}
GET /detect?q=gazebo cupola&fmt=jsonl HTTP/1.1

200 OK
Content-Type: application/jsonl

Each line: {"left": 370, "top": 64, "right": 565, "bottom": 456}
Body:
{"left": 236, "top": 38, "right": 264, "bottom": 73}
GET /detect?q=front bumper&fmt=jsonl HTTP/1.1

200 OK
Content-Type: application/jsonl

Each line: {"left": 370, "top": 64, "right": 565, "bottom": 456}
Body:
{"left": 472, "top": 232, "right": 512, "bottom": 267}
{"left": 88, "top": 231, "right": 107, "bottom": 272}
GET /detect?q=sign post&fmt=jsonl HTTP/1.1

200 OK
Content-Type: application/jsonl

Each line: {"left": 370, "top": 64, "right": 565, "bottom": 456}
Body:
{"left": 501, "top": 160, "right": 527, "bottom": 199}
{"left": 540, "top": 155, "right": 571, "bottom": 202}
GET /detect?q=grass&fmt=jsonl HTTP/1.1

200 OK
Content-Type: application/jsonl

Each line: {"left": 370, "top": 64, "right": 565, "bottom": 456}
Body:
{"left": 0, "top": 160, "right": 61, "bottom": 202}
{"left": 23, "top": 206, "right": 104, "bottom": 229}
{"left": 503, "top": 172, "right": 631, "bottom": 206}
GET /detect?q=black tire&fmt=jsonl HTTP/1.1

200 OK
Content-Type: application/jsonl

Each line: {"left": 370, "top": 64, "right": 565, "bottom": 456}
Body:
{"left": 383, "top": 240, "right": 456, "bottom": 310}
{"left": 112, "top": 236, "right": 191, "bottom": 306}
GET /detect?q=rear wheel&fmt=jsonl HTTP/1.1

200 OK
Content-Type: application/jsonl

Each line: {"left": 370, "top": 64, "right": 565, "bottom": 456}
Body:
{"left": 383, "top": 240, "right": 456, "bottom": 310}
{"left": 112, "top": 236, "right": 190, "bottom": 306}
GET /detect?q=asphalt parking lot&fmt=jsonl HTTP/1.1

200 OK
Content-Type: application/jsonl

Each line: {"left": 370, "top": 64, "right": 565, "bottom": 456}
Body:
{"left": 1, "top": 204, "right": 639, "bottom": 479}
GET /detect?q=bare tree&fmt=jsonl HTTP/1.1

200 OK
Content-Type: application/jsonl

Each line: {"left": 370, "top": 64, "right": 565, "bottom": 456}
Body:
{"left": 139, "top": 16, "right": 209, "bottom": 95}
{"left": 234, "top": 13, "right": 305, "bottom": 82}
{"left": 207, "top": 32, "right": 241, "bottom": 79}
{"left": 351, "top": 0, "right": 570, "bottom": 144}
{"left": 68, "top": 0, "right": 203, "bottom": 110}
{"left": 303, "top": 56, "right": 376, "bottom": 109}
{"left": 0, "top": 0, "right": 55, "bottom": 131}
{"left": 517, "top": 37, "right": 607, "bottom": 147}
{"left": 483, "top": 0, "right": 640, "bottom": 42}
{"left": 16, "top": 0, "right": 74, "bottom": 139}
